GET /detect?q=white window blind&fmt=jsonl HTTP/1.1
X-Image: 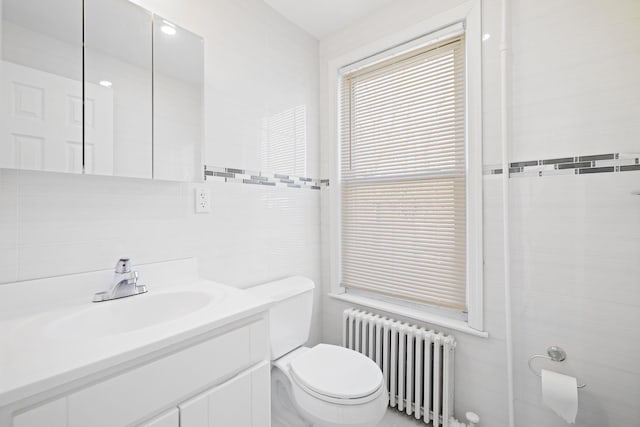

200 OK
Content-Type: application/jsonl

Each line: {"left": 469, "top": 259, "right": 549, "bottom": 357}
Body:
{"left": 340, "top": 35, "right": 467, "bottom": 311}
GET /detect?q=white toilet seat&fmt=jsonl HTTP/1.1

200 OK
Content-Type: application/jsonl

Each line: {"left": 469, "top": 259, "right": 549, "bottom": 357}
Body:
{"left": 289, "top": 344, "right": 385, "bottom": 405}
{"left": 291, "top": 373, "right": 386, "bottom": 405}
{"left": 272, "top": 345, "right": 389, "bottom": 427}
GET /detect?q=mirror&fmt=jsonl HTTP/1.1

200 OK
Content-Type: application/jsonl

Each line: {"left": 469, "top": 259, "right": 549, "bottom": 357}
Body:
{"left": 1, "top": 0, "right": 83, "bottom": 173}
{"left": 0, "top": 0, "right": 204, "bottom": 182}
{"left": 153, "top": 16, "right": 203, "bottom": 182}
{"left": 84, "top": 0, "right": 153, "bottom": 178}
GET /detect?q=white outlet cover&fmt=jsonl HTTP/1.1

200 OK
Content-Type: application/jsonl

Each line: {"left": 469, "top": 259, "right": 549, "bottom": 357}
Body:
{"left": 195, "top": 187, "right": 211, "bottom": 213}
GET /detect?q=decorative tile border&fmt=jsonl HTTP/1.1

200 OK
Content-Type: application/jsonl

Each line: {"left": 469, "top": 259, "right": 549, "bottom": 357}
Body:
{"left": 204, "top": 153, "right": 638, "bottom": 188}
{"left": 204, "top": 165, "right": 329, "bottom": 190}
{"left": 485, "top": 153, "right": 640, "bottom": 177}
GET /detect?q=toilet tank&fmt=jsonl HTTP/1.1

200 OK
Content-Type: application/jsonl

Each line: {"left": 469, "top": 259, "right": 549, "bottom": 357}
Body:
{"left": 247, "top": 276, "right": 314, "bottom": 360}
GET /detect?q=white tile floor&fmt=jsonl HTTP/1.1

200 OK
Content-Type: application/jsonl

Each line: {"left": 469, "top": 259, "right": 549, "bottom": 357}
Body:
{"left": 376, "top": 410, "right": 428, "bottom": 427}
{"left": 272, "top": 408, "right": 428, "bottom": 427}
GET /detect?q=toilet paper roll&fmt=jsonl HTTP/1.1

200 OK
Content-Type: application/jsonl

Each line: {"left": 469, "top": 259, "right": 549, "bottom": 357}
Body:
{"left": 541, "top": 369, "right": 578, "bottom": 424}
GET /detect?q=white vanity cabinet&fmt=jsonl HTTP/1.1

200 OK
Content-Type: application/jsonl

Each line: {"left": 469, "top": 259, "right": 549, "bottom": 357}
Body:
{"left": 179, "top": 362, "right": 270, "bottom": 427}
{"left": 9, "top": 318, "right": 270, "bottom": 427}
{"left": 139, "top": 409, "right": 180, "bottom": 427}
{"left": 12, "top": 399, "right": 67, "bottom": 427}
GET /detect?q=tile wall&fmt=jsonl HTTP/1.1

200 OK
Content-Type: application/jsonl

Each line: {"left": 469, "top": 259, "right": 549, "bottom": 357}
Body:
{"left": 509, "top": 0, "right": 640, "bottom": 425}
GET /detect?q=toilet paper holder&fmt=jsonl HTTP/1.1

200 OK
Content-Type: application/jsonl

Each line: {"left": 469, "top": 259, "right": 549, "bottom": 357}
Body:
{"left": 528, "top": 346, "right": 587, "bottom": 389}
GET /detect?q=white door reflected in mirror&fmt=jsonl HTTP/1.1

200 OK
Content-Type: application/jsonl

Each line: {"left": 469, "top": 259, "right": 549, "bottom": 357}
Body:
{"left": 0, "top": 0, "right": 204, "bottom": 182}
{"left": 1, "top": 0, "right": 83, "bottom": 173}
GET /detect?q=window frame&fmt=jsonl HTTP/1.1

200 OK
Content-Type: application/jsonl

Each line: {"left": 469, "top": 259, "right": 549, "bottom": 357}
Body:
{"left": 326, "top": 0, "right": 484, "bottom": 334}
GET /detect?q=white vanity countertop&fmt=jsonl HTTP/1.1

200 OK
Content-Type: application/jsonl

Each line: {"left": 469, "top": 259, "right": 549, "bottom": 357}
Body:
{"left": 0, "top": 259, "right": 273, "bottom": 408}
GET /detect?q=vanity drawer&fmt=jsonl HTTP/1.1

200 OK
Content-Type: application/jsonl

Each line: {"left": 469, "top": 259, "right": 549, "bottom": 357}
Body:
{"left": 179, "top": 361, "right": 270, "bottom": 427}
{"left": 13, "top": 398, "right": 66, "bottom": 427}
{"left": 66, "top": 319, "right": 267, "bottom": 427}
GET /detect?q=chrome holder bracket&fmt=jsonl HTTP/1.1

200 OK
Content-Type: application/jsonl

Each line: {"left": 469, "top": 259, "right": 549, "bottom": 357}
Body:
{"left": 528, "top": 346, "right": 586, "bottom": 388}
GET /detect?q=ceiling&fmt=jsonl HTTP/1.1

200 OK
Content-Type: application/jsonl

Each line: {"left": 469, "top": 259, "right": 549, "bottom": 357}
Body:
{"left": 264, "top": 0, "right": 396, "bottom": 39}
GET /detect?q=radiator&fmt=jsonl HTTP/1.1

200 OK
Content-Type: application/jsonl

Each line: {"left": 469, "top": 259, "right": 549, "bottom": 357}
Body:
{"left": 343, "top": 308, "right": 467, "bottom": 427}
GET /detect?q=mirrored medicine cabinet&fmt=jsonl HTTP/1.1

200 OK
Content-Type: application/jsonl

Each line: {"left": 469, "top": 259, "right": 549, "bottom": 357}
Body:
{"left": 0, "top": 0, "right": 204, "bottom": 182}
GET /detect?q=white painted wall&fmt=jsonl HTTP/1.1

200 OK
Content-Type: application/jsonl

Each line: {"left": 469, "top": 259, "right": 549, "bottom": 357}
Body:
{"left": 0, "top": 0, "right": 322, "bottom": 344}
{"left": 319, "top": 0, "right": 639, "bottom": 426}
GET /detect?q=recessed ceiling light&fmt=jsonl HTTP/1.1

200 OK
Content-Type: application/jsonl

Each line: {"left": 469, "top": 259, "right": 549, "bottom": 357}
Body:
{"left": 482, "top": 33, "right": 491, "bottom": 41}
{"left": 161, "top": 25, "right": 176, "bottom": 36}
{"left": 99, "top": 80, "right": 113, "bottom": 87}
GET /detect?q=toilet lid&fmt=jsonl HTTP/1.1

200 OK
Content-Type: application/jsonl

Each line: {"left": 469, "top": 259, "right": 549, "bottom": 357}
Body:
{"left": 290, "top": 344, "right": 383, "bottom": 400}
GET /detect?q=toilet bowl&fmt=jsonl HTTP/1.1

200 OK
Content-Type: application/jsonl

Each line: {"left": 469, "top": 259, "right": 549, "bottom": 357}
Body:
{"left": 248, "top": 277, "right": 388, "bottom": 427}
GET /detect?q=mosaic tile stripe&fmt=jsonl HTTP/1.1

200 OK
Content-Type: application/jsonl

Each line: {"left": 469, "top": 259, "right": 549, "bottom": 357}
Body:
{"left": 204, "top": 165, "right": 329, "bottom": 190}
{"left": 485, "top": 153, "right": 640, "bottom": 177}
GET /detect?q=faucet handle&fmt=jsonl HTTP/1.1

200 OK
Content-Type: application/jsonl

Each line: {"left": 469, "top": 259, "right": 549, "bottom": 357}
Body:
{"left": 115, "top": 258, "right": 132, "bottom": 274}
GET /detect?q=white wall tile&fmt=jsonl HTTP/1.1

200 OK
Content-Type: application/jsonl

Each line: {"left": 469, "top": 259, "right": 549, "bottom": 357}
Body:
{"left": 510, "top": 0, "right": 640, "bottom": 160}
{"left": 502, "top": 3, "right": 640, "bottom": 424}
{"left": 509, "top": 172, "right": 640, "bottom": 424}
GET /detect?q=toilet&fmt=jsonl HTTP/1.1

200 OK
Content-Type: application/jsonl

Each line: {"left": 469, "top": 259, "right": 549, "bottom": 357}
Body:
{"left": 248, "top": 276, "right": 388, "bottom": 427}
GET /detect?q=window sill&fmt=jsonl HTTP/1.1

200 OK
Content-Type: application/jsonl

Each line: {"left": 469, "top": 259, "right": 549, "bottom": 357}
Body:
{"left": 328, "top": 292, "right": 489, "bottom": 338}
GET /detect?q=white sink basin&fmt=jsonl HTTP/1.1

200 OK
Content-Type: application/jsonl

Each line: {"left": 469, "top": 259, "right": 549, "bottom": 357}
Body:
{"left": 0, "top": 259, "right": 274, "bottom": 409}
{"left": 45, "top": 289, "right": 221, "bottom": 339}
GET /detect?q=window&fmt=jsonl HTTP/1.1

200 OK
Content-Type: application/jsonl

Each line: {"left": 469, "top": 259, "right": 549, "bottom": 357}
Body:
{"left": 339, "top": 31, "right": 478, "bottom": 315}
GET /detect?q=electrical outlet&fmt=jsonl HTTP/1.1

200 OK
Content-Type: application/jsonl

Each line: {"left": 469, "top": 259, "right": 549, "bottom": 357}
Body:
{"left": 195, "top": 187, "right": 211, "bottom": 213}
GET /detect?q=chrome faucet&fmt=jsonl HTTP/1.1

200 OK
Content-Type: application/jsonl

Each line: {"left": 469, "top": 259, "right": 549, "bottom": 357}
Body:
{"left": 93, "top": 258, "right": 148, "bottom": 302}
